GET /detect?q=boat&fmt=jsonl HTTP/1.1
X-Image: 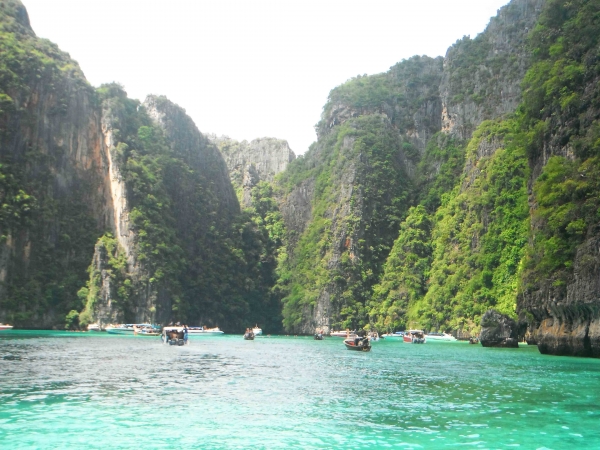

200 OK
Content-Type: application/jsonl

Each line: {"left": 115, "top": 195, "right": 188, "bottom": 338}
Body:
{"left": 252, "top": 325, "right": 262, "bottom": 336}
{"left": 105, "top": 324, "right": 161, "bottom": 336}
{"left": 0, "top": 323, "right": 14, "bottom": 331}
{"left": 187, "top": 326, "right": 224, "bottom": 335}
{"left": 403, "top": 330, "right": 426, "bottom": 344}
{"left": 330, "top": 330, "right": 354, "bottom": 338}
{"left": 87, "top": 323, "right": 102, "bottom": 332}
{"left": 425, "top": 332, "right": 457, "bottom": 341}
{"left": 162, "top": 326, "right": 188, "bottom": 345}
{"left": 344, "top": 337, "right": 371, "bottom": 352}
{"left": 381, "top": 331, "right": 404, "bottom": 338}
{"left": 368, "top": 331, "right": 380, "bottom": 342}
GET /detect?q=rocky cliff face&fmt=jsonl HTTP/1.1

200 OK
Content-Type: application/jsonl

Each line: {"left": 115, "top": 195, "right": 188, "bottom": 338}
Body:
{"left": 211, "top": 135, "right": 295, "bottom": 206}
{"left": 515, "top": 0, "right": 600, "bottom": 357}
{"left": 0, "top": 1, "right": 114, "bottom": 327}
{"left": 440, "top": 0, "right": 545, "bottom": 139}
{"left": 276, "top": 0, "right": 545, "bottom": 334}
{"left": 0, "top": 2, "right": 273, "bottom": 331}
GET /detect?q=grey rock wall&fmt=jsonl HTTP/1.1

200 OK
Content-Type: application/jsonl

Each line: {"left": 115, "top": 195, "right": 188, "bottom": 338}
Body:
{"left": 212, "top": 135, "right": 295, "bottom": 206}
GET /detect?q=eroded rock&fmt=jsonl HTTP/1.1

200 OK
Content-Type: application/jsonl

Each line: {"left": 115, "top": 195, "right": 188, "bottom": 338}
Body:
{"left": 480, "top": 309, "right": 519, "bottom": 348}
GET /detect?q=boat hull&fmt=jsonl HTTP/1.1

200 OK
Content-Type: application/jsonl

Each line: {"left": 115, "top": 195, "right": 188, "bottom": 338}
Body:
{"left": 0, "top": 325, "right": 13, "bottom": 331}
{"left": 187, "top": 328, "right": 224, "bottom": 335}
{"left": 106, "top": 326, "right": 160, "bottom": 336}
{"left": 425, "top": 333, "right": 457, "bottom": 341}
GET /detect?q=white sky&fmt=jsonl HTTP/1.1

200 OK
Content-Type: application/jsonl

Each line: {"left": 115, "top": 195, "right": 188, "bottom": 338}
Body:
{"left": 23, "top": 0, "right": 510, "bottom": 155}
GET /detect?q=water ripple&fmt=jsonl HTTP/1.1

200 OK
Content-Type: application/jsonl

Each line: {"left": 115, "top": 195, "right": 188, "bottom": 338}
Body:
{"left": 1, "top": 332, "right": 600, "bottom": 448}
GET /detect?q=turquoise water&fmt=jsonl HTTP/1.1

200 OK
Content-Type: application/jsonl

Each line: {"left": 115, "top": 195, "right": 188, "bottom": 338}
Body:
{"left": 1, "top": 331, "right": 599, "bottom": 449}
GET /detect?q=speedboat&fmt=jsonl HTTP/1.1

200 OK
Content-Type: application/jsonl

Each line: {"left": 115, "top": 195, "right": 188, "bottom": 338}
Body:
{"left": 0, "top": 323, "right": 13, "bottom": 331}
{"left": 403, "top": 330, "right": 426, "bottom": 344}
{"left": 425, "top": 332, "right": 457, "bottom": 341}
{"left": 381, "top": 331, "right": 404, "bottom": 338}
{"left": 187, "top": 326, "right": 224, "bottom": 335}
{"left": 344, "top": 337, "right": 371, "bottom": 352}
{"left": 106, "top": 324, "right": 160, "bottom": 336}
{"left": 252, "top": 325, "right": 262, "bottom": 336}
{"left": 87, "top": 323, "right": 101, "bottom": 332}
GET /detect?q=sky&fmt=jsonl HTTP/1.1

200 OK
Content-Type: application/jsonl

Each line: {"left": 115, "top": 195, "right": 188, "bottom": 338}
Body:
{"left": 23, "top": 0, "right": 510, "bottom": 155}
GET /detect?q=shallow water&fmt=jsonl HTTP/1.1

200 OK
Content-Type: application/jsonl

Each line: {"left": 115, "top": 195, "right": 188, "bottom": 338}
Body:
{"left": 1, "top": 331, "right": 599, "bottom": 449}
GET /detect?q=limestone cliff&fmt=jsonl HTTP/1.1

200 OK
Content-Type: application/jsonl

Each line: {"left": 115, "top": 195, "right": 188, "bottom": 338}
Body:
{"left": 211, "top": 135, "right": 295, "bottom": 206}
{"left": 440, "top": 0, "right": 545, "bottom": 139}
{"left": 0, "top": 1, "right": 276, "bottom": 331}
{"left": 276, "top": 0, "right": 545, "bottom": 334}
{"left": 515, "top": 0, "right": 600, "bottom": 357}
{"left": 0, "top": 1, "right": 113, "bottom": 327}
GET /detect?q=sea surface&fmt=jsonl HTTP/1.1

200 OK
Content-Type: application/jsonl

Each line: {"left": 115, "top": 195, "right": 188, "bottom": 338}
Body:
{"left": 1, "top": 331, "right": 599, "bottom": 449}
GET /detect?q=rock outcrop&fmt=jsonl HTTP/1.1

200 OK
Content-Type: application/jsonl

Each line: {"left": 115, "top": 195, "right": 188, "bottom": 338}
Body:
{"left": 440, "top": 0, "right": 545, "bottom": 139}
{"left": 479, "top": 309, "right": 519, "bottom": 348}
{"left": 211, "top": 135, "right": 295, "bottom": 206}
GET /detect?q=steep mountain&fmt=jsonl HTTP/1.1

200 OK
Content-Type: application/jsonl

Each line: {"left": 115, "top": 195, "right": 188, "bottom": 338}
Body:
{"left": 80, "top": 88, "right": 263, "bottom": 330}
{"left": 0, "top": 0, "right": 112, "bottom": 327}
{"left": 0, "top": 1, "right": 279, "bottom": 331}
{"left": 276, "top": 0, "right": 544, "bottom": 335}
{"left": 516, "top": 0, "right": 600, "bottom": 357}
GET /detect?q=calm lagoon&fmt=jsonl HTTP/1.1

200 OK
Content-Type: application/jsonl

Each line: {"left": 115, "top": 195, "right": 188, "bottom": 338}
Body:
{"left": 1, "top": 331, "right": 599, "bottom": 449}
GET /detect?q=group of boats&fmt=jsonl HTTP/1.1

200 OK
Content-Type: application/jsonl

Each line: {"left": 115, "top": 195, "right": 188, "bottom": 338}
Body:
{"left": 89, "top": 323, "right": 266, "bottom": 341}
{"left": 328, "top": 329, "right": 458, "bottom": 350}
{"left": 2, "top": 320, "right": 465, "bottom": 350}
{"left": 332, "top": 329, "right": 457, "bottom": 343}
{"left": 88, "top": 323, "right": 226, "bottom": 336}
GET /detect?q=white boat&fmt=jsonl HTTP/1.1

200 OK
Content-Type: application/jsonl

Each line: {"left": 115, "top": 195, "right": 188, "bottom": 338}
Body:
{"left": 425, "top": 332, "right": 457, "bottom": 341}
{"left": 187, "top": 326, "right": 224, "bottom": 335}
{"left": 252, "top": 326, "right": 262, "bottom": 336}
{"left": 87, "top": 323, "right": 101, "bottom": 332}
{"left": 381, "top": 331, "right": 404, "bottom": 338}
{"left": 330, "top": 330, "right": 355, "bottom": 338}
{"left": 106, "top": 324, "right": 160, "bottom": 336}
{"left": 0, "top": 323, "right": 14, "bottom": 331}
{"left": 368, "top": 332, "right": 380, "bottom": 342}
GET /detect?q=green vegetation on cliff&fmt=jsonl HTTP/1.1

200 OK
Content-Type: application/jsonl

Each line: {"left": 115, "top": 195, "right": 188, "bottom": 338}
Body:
{"left": 88, "top": 85, "right": 281, "bottom": 331}
{"left": 278, "top": 115, "right": 411, "bottom": 331}
{"left": 0, "top": 2, "right": 99, "bottom": 327}
{"left": 519, "top": 0, "right": 600, "bottom": 297}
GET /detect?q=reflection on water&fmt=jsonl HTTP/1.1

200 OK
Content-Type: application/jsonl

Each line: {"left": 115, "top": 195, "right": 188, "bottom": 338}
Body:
{"left": 1, "top": 331, "right": 600, "bottom": 448}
